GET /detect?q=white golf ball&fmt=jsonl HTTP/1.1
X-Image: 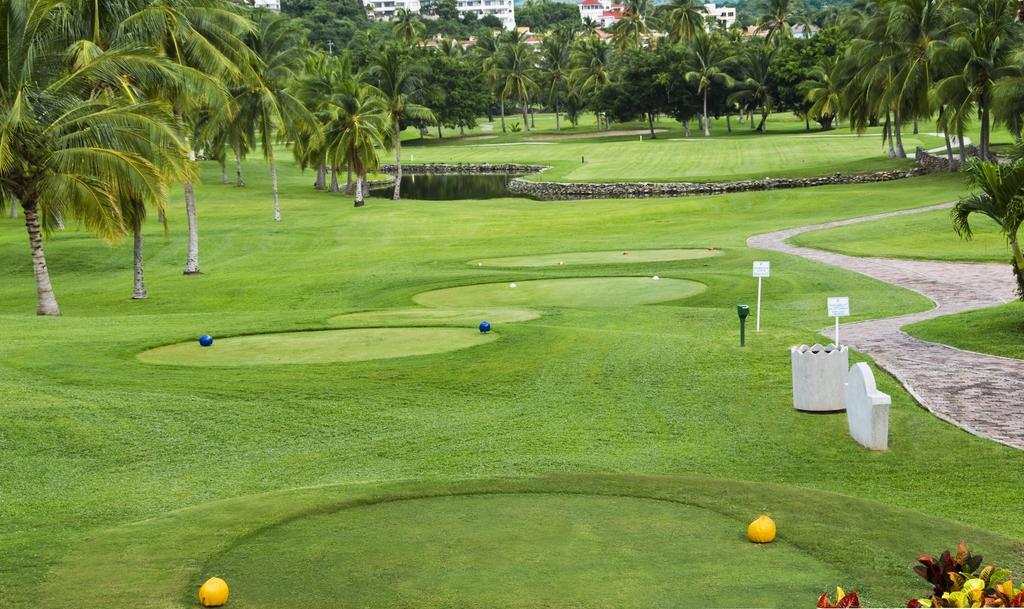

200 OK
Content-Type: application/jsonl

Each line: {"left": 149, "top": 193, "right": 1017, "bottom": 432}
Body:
{"left": 652, "top": 275, "right": 660, "bottom": 281}
{"left": 558, "top": 261, "right": 564, "bottom": 265}
{"left": 509, "top": 283, "right": 517, "bottom": 288}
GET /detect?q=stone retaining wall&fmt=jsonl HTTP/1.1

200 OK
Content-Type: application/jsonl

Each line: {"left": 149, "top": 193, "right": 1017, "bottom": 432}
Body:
{"left": 380, "top": 163, "right": 540, "bottom": 175}
{"left": 507, "top": 169, "right": 925, "bottom": 200}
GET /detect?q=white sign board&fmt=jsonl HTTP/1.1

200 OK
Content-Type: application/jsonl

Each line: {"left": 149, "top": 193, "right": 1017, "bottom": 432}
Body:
{"left": 827, "top": 297, "right": 850, "bottom": 317}
{"left": 753, "top": 261, "right": 771, "bottom": 278}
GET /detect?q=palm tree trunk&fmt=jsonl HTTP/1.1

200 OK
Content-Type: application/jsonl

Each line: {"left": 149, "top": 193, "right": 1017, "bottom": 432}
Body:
{"left": 393, "top": 119, "right": 402, "bottom": 200}
{"left": 269, "top": 147, "right": 281, "bottom": 222}
{"left": 220, "top": 158, "right": 229, "bottom": 184}
{"left": 437, "top": 124, "right": 443, "bottom": 138}
{"left": 683, "top": 118, "right": 690, "bottom": 137}
{"left": 703, "top": 89, "right": 710, "bottom": 137}
{"left": 234, "top": 145, "right": 246, "bottom": 187}
{"left": 805, "top": 113, "right": 810, "bottom": 131}
{"left": 913, "top": 119, "right": 919, "bottom": 135}
{"left": 958, "top": 132, "right": 966, "bottom": 160}
{"left": 555, "top": 101, "right": 560, "bottom": 131}
{"left": 183, "top": 179, "right": 199, "bottom": 274}
{"left": 1011, "top": 231, "right": 1024, "bottom": 299}
{"left": 132, "top": 218, "right": 147, "bottom": 300}
{"left": 346, "top": 165, "right": 353, "bottom": 194}
{"left": 981, "top": 104, "right": 991, "bottom": 159}
{"left": 315, "top": 163, "right": 327, "bottom": 190}
{"left": 500, "top": 100, "right": 506, "bottom": 133}
{"left": 530, "top": 106, "right": 535, "bottom": 129}
{"left": 893, "top": 109, "right": 906, "bottom": 158}
{"left": 521, "top": 99, "right": 530, "bottom": 132}
{"left": 22, "top": 201, "right": 60, "bottom": 316}
{"left": 330, "top": 166, "right": 340, "bottom": 193}
{"left": 9, "top": 204, "right": 17, "bottom": 219}
{"left": 884, "top": 112, "right": 895, "bottom": 159}
{"left": 354, "top": 174, "right": 365, "bottom": 207}
{"left": 648, "top": 113, "right": 656, "bottom": 138}
{"left": 757, "top": 109, "right": 768, "bottom": 133}
{"left": 944, "top": 128, "right": 954, "bottom": 169}
{"left": 726, "top": 113, "right": 731, "bottom": 132}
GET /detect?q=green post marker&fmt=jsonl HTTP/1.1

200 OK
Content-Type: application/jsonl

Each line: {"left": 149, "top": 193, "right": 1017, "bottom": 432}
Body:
{"left": 737, "top": 305, "right": 750, "bottom": 347}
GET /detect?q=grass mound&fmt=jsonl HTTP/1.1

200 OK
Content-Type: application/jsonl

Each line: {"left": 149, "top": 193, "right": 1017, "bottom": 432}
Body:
{"left": 138, "top": 327, "right": 496, "bottom": 367}
{"left": 413, "top": 277, "right": 705, "bottom": 308}
{"left": 469, "top": 248, "right": 718, "bottom": 268}
{"left": 210, "top": 493, "right": 839, "bottom": 609}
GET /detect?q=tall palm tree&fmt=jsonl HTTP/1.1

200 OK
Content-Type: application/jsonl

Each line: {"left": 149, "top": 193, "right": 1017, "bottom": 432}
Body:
{"left": 684, "top": 32, "right": 735, "bottom": 136}
{"left": 237, "top": 12, "right": 318, "bottom": 222}
{"left": 367, "top": 45, "right": 434, "bottom": 200}
{"left": 539, "top": 35, "right": 572, "bottom": 131}
{"left": 119, "top": 0, "right": 255, "bottom": 274}
{"left": 951, "top": 158, "right": 1024, "bottom": 298}
{"left": 933, "top": 0, "right": 1020, "bottom": 159}
{"left": 325, "top": 84, "right": 391, "bottom": 207}
{"left": 728, "top": 41, "right": 776, "bottom": 133}
{"left": 0, "top": 0, "right": 187, "bottom": 315}
{"left": 572, "top": 36, "right": 613, "bottom": 127}
{"left": 757, "top": 0, "right": 798, "bottom": 43}
{"left": 296, "top": 52, "right": 355, "bottom": 192}
{"left": 660, "top": 0, "right": 706, "bottom": 43}
{"left": 498, "top": 40, "right": 538, "bottom": 132}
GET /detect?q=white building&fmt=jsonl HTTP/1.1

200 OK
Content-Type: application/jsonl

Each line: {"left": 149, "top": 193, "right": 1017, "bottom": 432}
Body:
{"left": 701, "top": 3, "right": 736, "bottom": 30}
{"left": 253, "top": 0, "right": 281, "bottom": 10}
{"left": 365, "top": 0, "right": 421, "bottom": 21}
{"left": 366, "top": 0, "right": 515, "bottom": 30}
{"left": 578, "top": 0, "right": 625, "bottom": 27}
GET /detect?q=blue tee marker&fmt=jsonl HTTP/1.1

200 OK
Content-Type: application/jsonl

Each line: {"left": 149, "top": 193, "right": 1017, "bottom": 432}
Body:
{"left": 199, "top": 335, "right": 214, "bottom": 347}
{"left": 479, "top": 321, "right": 491, "bottom": 334}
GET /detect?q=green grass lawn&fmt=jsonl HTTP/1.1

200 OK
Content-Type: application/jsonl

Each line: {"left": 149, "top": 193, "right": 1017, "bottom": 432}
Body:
{"left": 399, "top": 113, "right": 942, "bottom": 183}
{"left": 2, "top": 149, "right": 1023, "bottom": 609}
{"left": 905, "top": 302, "right": 1024, "bottom": 360}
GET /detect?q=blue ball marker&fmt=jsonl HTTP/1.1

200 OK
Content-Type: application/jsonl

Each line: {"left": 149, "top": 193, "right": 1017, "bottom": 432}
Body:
{"left": 199, "top": 334, "right": 214, "bottom": 347}
{"left": 479, "top": 321, "right": 491, "bottom": 334}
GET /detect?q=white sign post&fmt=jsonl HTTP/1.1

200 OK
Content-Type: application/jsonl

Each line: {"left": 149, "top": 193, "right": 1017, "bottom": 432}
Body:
{"left": 827, "top": 297, "right": 850, "bottom": 345}
{"left": 752, "top": 261, "right": 770, "bottom": 332}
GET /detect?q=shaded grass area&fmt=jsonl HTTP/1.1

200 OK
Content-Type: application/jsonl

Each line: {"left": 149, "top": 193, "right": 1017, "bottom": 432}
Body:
{"left": 469, "top": 248, "right": 718, "bottom": 268}
{"left": 790, "top": 208, "right": 1012, "bottom": 262}
{"left": 412, "top": 276, "right": 706, "bottom": 308}
{"left": 3, "top": 152, "right": 1023, "bottom": 608}
{"left": 906, "top": 301, "right": 1024, "bottom": 360}
{"left": 39, "top": 475, "right": 1024, "bottom": 609}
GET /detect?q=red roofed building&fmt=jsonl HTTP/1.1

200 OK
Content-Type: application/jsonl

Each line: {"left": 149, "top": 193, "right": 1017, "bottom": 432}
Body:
{"left": 578, "top": 0, "right": 624, "bottom": 26}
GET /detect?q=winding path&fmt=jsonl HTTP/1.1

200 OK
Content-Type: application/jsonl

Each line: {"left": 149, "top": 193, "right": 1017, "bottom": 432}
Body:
{"left": 748, "top": 204, "right": 1024, "bottom": 450}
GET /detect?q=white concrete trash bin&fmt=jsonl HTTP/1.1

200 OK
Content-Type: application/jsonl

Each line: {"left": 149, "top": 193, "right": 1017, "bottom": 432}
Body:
{"left": 845, "top": 363, "right": 891, "bottom": 450}
{"left": 790, "top": 343, "right": 848, "bottom": 412}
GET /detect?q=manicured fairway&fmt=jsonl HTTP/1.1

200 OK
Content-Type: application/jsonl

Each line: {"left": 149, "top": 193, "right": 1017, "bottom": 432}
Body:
{"left": 138, "top": 328, "right": 497, "bottom": 366}
{"left": 4, "top": 149, "right": 1024, "bottom": 609}
{"left": 403, "top": 127, "right": 940, "bottom": 183}
{"left": 469, "top": 248, "right": 718, "bottom": 267}
{"left": 413, "top": 277, "right": 706, "bottom": 308}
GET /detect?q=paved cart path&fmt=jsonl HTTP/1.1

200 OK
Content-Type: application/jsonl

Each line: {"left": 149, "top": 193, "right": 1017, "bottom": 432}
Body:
{"left": 748, "top": 203, "right": 1024, "bottom": 449}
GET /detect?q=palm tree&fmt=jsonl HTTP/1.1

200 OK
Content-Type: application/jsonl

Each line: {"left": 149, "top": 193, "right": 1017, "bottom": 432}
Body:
{"left": 728, "top": 41, "right": 776, "bottom": 133}
{"left": 803, "top": 56, "right": 842, "bottom": 129}
{"left": 0, "top": 0, "right": 187, "bottom": 315}
{"left": 237, "top": 12, "right": 318, "bottom": 222}
{"left": 325, "top": 85, "right": 391, "bottom": 207}
{"left": 684, "top": 32, "right": 735, "bottom": 137}
{"left": 367, "top": 45, "right": 434, "bottom": 200}
{"left": 572, "top": 36, "right": 613, "bottom": 128}
{"left": 933, "top": 0, "right": 1020, "bottom": 159}
{"left": 756, "top": 0, "right": 798, "bottom": 43}
{"left": 539, "top": 35, "right": 572, "bottom": 131}
{"left": 119, "top": 0, "right": 255, "bottom": 275}
{"left": 498, "top": 40, "right": 538, "bottom": 132}
{"left": 660, "top": 0, "right": 706, "bottom": 43}
{"left": 951, "top": 158, "right": 1024, "bottom": 298}
{"left": 610, "top": 0, "right": 653, "bottom": 50}
{"left": 392, "top": 8, "right": 424, "bottom": 46}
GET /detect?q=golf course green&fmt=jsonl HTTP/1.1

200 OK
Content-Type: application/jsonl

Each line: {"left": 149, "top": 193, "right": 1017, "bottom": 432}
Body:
{"left": 413, "top": 277, "right": 706, "bottom": 308}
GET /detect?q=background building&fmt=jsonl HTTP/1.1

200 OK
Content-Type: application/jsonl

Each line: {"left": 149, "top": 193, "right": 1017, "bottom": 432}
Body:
{"left": 700, "top": 3, "right": 736, "bottom": 29}
{"left": 253, "top": 0, "right": 282, "bottom": 10}
{"left": 366, "top": 0, "right": 515, "bottom": 29}
{"left": 365, "top": 0, "right": 422, "bottom": 21}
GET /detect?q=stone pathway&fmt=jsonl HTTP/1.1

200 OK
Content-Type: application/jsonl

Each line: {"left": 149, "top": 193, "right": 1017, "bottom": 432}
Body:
{"left": 748, "top": 204, "right": 1024, "bottom": 450}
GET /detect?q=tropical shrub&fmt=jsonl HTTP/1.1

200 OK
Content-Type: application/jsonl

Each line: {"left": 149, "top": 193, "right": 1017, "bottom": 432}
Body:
{"left": 817, "top": 586, "right": 862, "bottom": 607}
{"left": 906, "top": 544, "right": 1024, "bottom": 608}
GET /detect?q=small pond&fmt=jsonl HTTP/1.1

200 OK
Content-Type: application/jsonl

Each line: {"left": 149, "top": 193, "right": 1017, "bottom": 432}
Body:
{"left": 372, "top": 173, "right": 521, "bottom": 200}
